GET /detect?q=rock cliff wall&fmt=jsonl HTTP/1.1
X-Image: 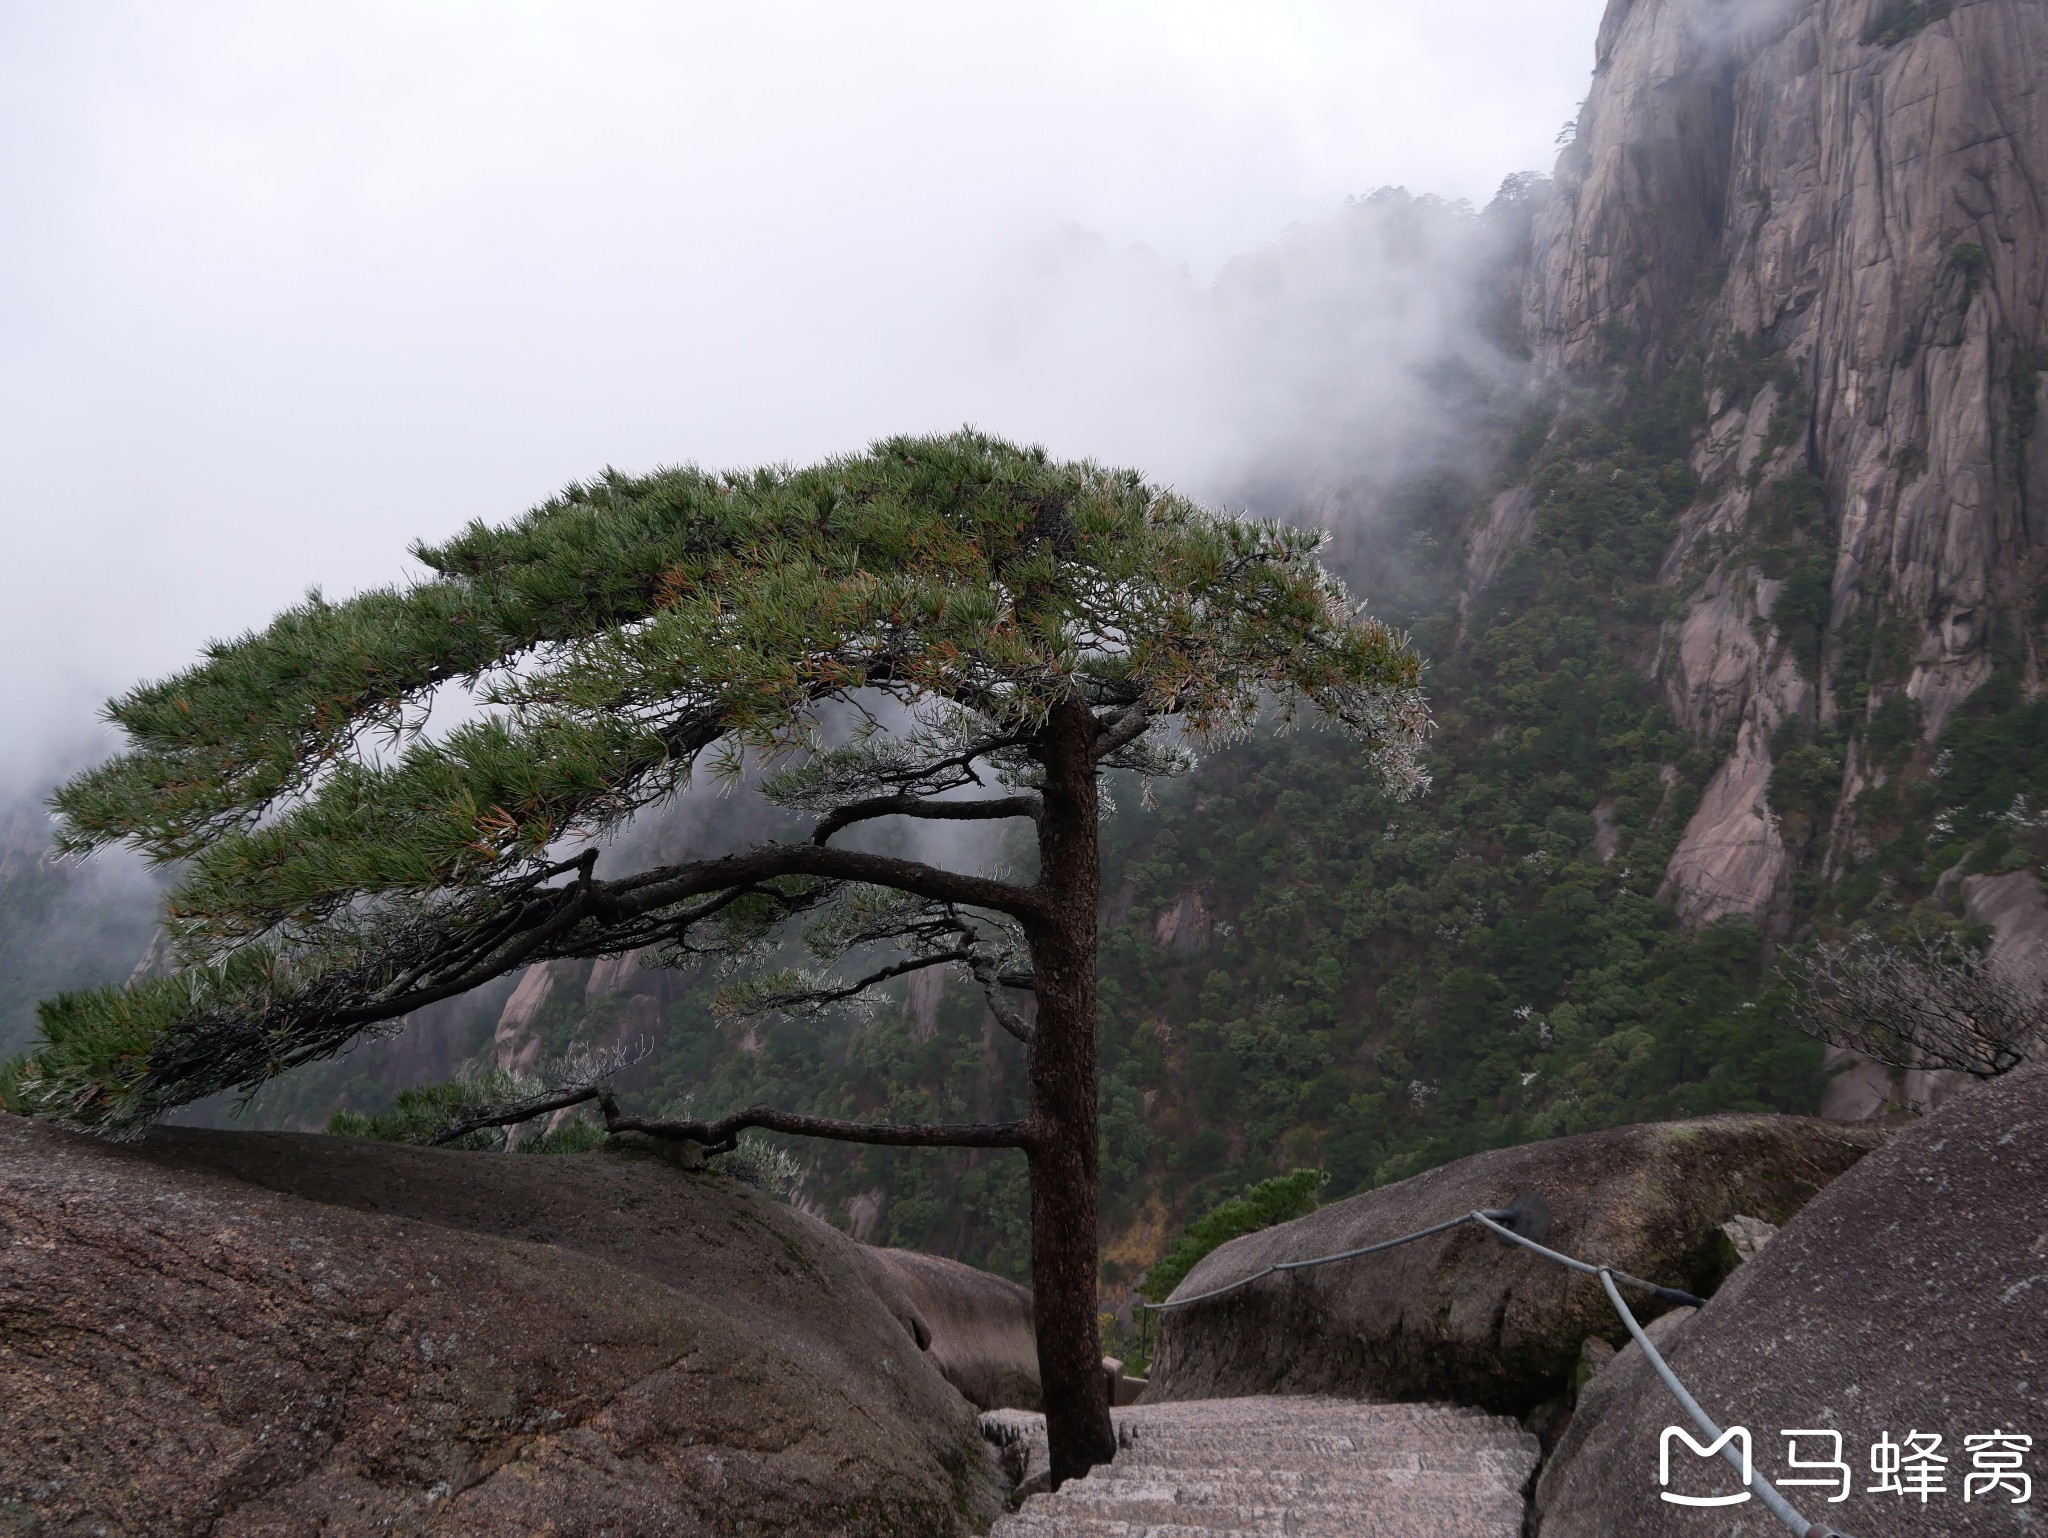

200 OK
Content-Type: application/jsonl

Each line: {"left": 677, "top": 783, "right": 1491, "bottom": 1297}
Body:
{"left": 1514, "top": 0, "right": 2048, "bottom": 928}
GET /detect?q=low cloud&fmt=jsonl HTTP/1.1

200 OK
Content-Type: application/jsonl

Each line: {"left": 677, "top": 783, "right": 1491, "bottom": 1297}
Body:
{"left": 0, "top": 1, "right": 1601, "bottom": 793}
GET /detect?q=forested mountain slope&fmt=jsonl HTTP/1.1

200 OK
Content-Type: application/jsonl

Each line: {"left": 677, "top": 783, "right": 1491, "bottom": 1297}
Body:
{"left": 4, "top": 0, "right": 2044, "bottom": 1291}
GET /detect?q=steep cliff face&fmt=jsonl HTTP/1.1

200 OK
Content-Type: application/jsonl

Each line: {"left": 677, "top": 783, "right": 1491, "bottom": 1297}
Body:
{"left": 1516, "top": 0, "right": 2048, "bottom": 928}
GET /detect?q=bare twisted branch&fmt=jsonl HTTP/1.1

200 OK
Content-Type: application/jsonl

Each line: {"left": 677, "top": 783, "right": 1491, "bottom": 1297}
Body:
{"left": 1779, "top": 932, "right": 2048, "bottom": 1080}
{"left": 810, "top": 791, "right": 1044, "bottom": 846}
{"left": 431, "top": 1086, "right": 1034, "bottom": 1154}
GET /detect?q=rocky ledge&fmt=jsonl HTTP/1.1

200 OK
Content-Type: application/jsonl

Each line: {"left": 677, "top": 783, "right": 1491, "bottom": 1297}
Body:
{"left": 0, "top": 1117, "right": 1005, "bottom": 1537}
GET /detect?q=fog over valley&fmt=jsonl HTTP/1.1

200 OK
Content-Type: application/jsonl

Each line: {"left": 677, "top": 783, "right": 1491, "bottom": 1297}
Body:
{"left": 2, "top": 0, "right": 1604, "bottom": 790}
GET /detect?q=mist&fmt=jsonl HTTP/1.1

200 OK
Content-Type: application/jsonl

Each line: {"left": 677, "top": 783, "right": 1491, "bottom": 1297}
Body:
{"left": 1, "top": 0, "right": 1605, "bottom": 796}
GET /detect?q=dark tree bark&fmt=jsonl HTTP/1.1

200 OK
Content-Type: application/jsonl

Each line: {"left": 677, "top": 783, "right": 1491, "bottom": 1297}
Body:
{"left": 429, "top": 1086, "right": 1031, "bottom": 1153}
{"left": 414, "top": 693, "right": 1122, "bottom": 1484}
{"left": 1023, "top": 695, "right": 1118, "bottom": 1482}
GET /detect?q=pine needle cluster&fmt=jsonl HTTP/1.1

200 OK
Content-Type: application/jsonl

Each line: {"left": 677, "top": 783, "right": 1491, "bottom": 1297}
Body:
{"left": 6, "top": 429, "right": 1424, "bottom": 1134}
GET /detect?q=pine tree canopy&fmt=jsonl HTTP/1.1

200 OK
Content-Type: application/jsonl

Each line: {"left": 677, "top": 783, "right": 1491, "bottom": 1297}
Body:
{"left": 7, "top": 430, "right": 1425, "bottom": 1135}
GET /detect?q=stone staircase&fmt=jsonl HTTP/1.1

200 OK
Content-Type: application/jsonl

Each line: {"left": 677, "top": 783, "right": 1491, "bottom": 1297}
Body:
{"left": 983, "top": 1396, "right": 1539, "bottom": 1537}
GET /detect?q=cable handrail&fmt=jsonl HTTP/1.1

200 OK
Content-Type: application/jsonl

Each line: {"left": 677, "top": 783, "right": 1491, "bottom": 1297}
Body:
{"left": 1596, "top": 1267, "right": 1828, "bottom": 1537}
{"left": 1136, "top": 1197, "right": 1855, "bottom": 1538}
{"left": 1141, "top": 1204, "right": 1707, "bottom": 1313}
{"left": 1142, "top": 1210, "right": 1504, "bottom": 1311}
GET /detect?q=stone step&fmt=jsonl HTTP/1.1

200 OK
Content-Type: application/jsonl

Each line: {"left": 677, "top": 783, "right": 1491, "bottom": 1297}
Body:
{"left": 1116, "top": 1416, "right": 1508, "bottom": 1438}
{"left": 984, "top": 1395, "right": 1537, "bottom": 1538}
{"left": 1039, "top": 1481, "right": 1526, "bottom": 1519}
{"left": 997, "top": 1493, "right": 1527, "bottom": 1538}
{"left": 1087, "top": 1464, "right": 1529, "bottom": 1493}
{"left": 1096, "top": 1463, "right": 1531, "bottom": 1492}
{"left": 1111, "top": 1433, "right": 1530, "bottom": 1461}
{"left": 1114, "top": 1433, "right": 1531, "bottom": 1458}
{"left": 1114, "top": 1412, "right": 1527, "bottom": 1439}
{"left": 1114, "top": 1398, "right": 1495, "bottom": 1424}
{"left": 994, "top": 1520, "right": 1250, "bottom": 1538}
{"left": 1099, "top": 1455, "right": 1527, "bottom": 1483}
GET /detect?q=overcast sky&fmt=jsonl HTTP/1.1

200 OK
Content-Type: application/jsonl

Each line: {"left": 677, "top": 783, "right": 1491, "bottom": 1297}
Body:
{"left": 0, "top": 1, "right": 1606, "bottom": 787}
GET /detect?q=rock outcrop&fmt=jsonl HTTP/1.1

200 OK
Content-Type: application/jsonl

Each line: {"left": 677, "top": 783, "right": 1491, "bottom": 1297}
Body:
{"left": 853, "top": 1245, "right": 1042, "bottom": 1412}
{"left": 1964, "top": 867, "right": 2048, "bottom": 979}
{"left": 0, "top": 1117, "right": 1004, "bottom": 1537}
{"left": 491, "top": 963, "right": 556, "bottom": 1076}
{"left": 1511, "top": 0, "right": 2048, "bottom": 930}
{"left": 1535, "top": 1063, "right": 2048, "bottom": 1537}
{"left": 1144, "top": 1113, "right": 1883, "bottom": 1417}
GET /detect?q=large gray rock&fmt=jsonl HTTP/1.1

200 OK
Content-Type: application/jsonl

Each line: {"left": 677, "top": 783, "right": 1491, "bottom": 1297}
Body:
{"left": 1535, "top": 1064, "right": 2048, "bottom": 1537}
{"left": 853, "top": 1245, "right": 1042, "bottom": 1412}
{"left": 0, "top": 1116, "right": 1004, "bottom": 1537}
{"left": 1146, "top": 1114, "right": 1884, "bottom": 1417}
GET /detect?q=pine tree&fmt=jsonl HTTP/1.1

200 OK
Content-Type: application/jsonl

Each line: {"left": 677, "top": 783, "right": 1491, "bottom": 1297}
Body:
{"left": 4, "top": 429, "right": 1426, "bottom": 1481}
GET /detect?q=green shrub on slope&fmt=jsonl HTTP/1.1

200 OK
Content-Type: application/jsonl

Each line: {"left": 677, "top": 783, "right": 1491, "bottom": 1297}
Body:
{"left": 1138, "top": 1168, "right": 1329, "bottom": 1302}
{"left": 328, "top": 1072, "right": 605, "bottom": 1154}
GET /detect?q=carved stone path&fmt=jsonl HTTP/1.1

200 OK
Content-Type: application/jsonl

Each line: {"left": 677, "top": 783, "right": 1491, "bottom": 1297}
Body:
{"left": 985, "top": 1396, "right": 1539, "bottom": 1537}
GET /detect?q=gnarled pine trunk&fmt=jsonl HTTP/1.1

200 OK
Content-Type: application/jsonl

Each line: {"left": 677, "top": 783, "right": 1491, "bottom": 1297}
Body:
{"left": 1027, "top": 697, "right": 1117, "bottom": 1485}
